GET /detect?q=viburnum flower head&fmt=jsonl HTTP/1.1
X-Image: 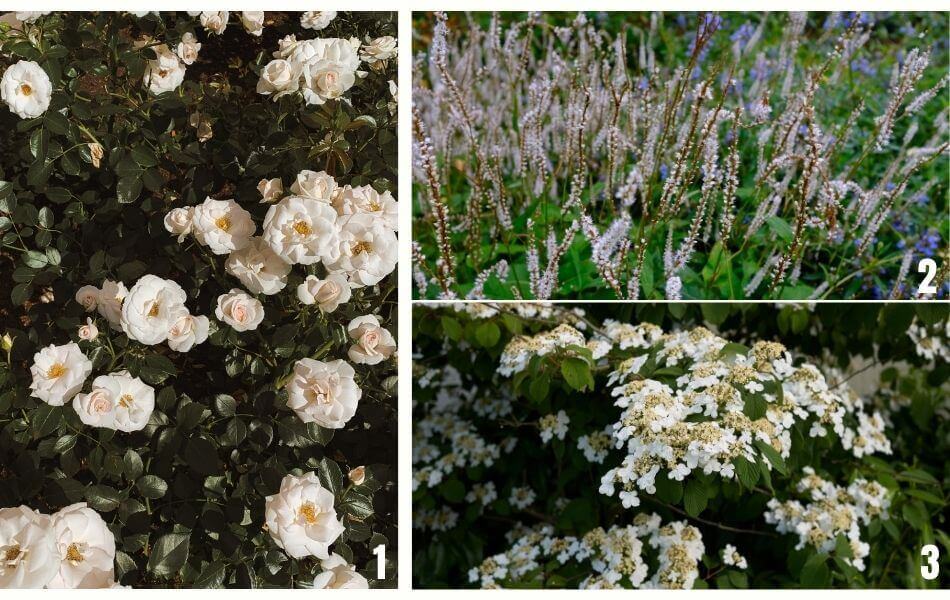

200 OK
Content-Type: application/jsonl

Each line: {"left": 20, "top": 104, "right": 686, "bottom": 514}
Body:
{"left": 191, "top": 197, "right": 256, "bottom": 255}
{"left": 72, "top": 371, "right": 155, "bottom": 432}
{"left": 262, "top": 196, "right": 340, "bottom": 265}
{"left": 264, "top": 472, "right": 345, "bottom": 559}
{"left": 285, "top": 358, "right": 361, "bottom": 429}
{"left": 47, "top": 503, "right": 116, "bottom": 588}
{"left": 29, "top": 342, "right": 92, "bottom": 406}
{"left": 326, "top": 213, "right": 398, "bottom": 286}
{"left": 313, "top": 553, "right": 369, "bottom": 589}
{"left": 121, "top": 275, "right": 188, "bottom": 345}
{"left": 0, "top": 505, "right": 58, "bottom": 588}
{"left": 1, "top": 60, "right": 52, "bottom": 119}
{"left": 225, "top": 237, "right": 292, "bottom": 295}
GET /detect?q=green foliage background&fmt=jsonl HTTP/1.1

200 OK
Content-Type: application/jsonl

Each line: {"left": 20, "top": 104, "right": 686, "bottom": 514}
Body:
{"left": 413, "top": 302, "right": 949, "bottom": 588}
{"left": 0, "top": 11, "right": 397, "bottom": 588}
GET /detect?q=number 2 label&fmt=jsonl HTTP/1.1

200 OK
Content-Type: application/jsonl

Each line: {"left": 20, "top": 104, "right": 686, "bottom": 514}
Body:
{"left": 921, "top": 544, "right": 940, "bottom": 580}
{"left": 918, "top": 258, "right": 938, "bottom": 294}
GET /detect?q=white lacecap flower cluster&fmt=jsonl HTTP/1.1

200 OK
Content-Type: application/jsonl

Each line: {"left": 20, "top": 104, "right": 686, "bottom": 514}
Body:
{"left": 469, "top": 513, "right": 716, "bottom": 589}
{"left": 577, "top": 425, "right": 614, "bottom": 464}
{"left": 538, "top": 410, "right": 569, "bottom": 444}
{"left": 414, "top": 506, "right": 460, "bottom": 533}
{"left": 263, "top": 472, "right": 366, "bottom": 588}
{"left": 764, "top": 467, "right": 890, "bottom": 571}
{"left": 907, "top": 318, "right": 950, "bottom": 362}
{"left": 0, "top": 503, "right": 121, "bottom": 588}
{"left": 498, "top": 323, "right": 595, "bottom": 377}
{"left": 721, "top": 543, "right": 748, "bottom": 569}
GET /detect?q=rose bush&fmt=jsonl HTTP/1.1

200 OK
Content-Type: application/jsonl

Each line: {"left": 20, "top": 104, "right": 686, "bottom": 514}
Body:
{"left": 0, "top": 11, "right": 396, "bottom": 588}
{"left": 412, "top": 302, "right": 948, "bottom": 588}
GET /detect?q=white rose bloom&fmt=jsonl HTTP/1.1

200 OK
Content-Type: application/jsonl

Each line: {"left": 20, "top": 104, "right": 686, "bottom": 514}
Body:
{"left": 73, "top": 371, "right": 155, "bottom": 432}
{"left": 273, "top": 35, "right": 321, "bottom": 66}
{"left": 47, "top": 503, "right": 116, "bottom": 589}
{"left": 75, "top": 285, "right": 100, "bottom": 312}
{"left": 215, "top": 289, "right": 265, "bottom": 332}
{"left": 360, "top": 36, "right": 397, "bottom": 69}
{"left": 166, "top": 314, "right": 209, "bottom": 353}
{"left": 256, "top": 59, "right": 301, "bottom": 100}
{"left": 262, "top": 196, "right": 340, "bottom": 265}
{"left": 0, "top": 505, "right": 58, "bottom": 589}
{"left": 346, "top": 315, "right": 395, "bottom": 366}
{"left": 326, "top": 213, "right": 398, "bottom": 287}
{"left": 200, "top": 11, "right": 229, "bottom": 35}
{"left": 286, "top": 358, "right": 361, "bottom": 429}
{"left": 1, "top": 60, "right": 52, "bottom": 119}
{"left": 143, "top": 45, "right": 186, "bottom": 95}
{"left": 333, "top": 184, "right": 398, "bottom": 230}
{"left": 15, "top": 12, "right": 50, "bottom": 23}
{"left": 290, "top": 170, "right": 338, "bottom": 202}
{"left": 121, "top": 275, "right": 189, "bottom": 345}
{"left": 313, "top": 553, "right": 369, "bottom": 589}
{"left": 29, "top": 342, "right": 92, "bottom": 406}
{"left": 77, "top": 318, "right": 99, "bottom": 342}
{"left": 163, "top": 206, "right": 194, "bottom": 242}
{"left": 240, "top": 11, "right": 265, "bottom": 36}
{"left": 296, "top": 273, "right": 351, "bottom": 313}
{"left": 258, "top": 177, "right": 283, "bottom": 203}
{"left": 96, "top": 280, "right": 128, "bottom": 330}
{"left": 301, "top": 39, "right": 360, "bottom": 105}
{"left": 176, "top": 32, "right": 201, "bottom": 65}
{"left": 225, "top": 237, "right": 292, "bottom": 295}
{"left": 300, "top": 11, "right": 336, "bottom": 31}
{"left": 264, "top": 472, "right": 344, "bottom": 559}
{"left": 191, "top": 197, "right": 256, "bottom": 255}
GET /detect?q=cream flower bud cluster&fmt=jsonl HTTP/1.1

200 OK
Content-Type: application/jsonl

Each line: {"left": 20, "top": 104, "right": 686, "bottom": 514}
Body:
{"left": 257, "top": 32, "right": 364, "bottom": 106}
{"left": 470, "top": 513, "right": 710, "bottom": 589}
{"left": 764, "top": 467, "right": 889, "bottom": 572}
{"left": 907, "top": 318, "right": 949, "bottom": 362}
{"left": 0, "top": 503, "right": 118, "bottom": 588}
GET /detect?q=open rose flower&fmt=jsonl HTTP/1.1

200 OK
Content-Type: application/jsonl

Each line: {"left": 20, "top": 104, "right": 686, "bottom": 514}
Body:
{"left": 257, "top": 59, "right": 301, "bottom": 100}
{"left": 262, "top": 196, "right": 340, "bottom": 265}
{"left": 290, "top": 170, "right": 338, "bottom": 202}
{"left": 333, "top": 184, "right": 398, "bottom": 230}
{"left": 346, "top": 315, "right": 396, "bottom": 365}
{"left": 166, "top": 314, "right": 209, "bottom": 352}
{"left": 73, "top": 371, "right": 155, "bottom": 432}
{"left": 258, "top": 177, "right": 283, "bottom": 203}
{"left": 199, "top": 11, "right": 228, "bottom": 35}
{"left": 191, "top": 197, "right": 256, "bottom": 255}
{"left": 1, "top": 60, "right": 52, "bottom": 119}
{"left": 225, "top": 237, "right": 292, "bottom": 296}
{"left": 121, "top": 275, "right": 188, "bottom": 345}
{"left": 285, "top": 358, "right": 361, "bottom": 429}
{"left": 96, "top": 280, "right": 128, "bottom": 330}
{"left": 47, "top": 503, "right": 116, "bottom": 589}
{"left": 176, "top": 32, "right": 201, "bottom": 65}
{"left": 215, "top": 289, "right": 265, "bottom": 331}
{"left": 301, "top": 39, "right": 361, "bottom": 106}
{"left": 264, "top": 472, "right": 344, "bottom": 559}
{"left": 300, "top": 11, "right": 336, "bottom": 30}
{"left": 296, "top": 273, "right": 351, "bottom": 312}
{"left": 312, "top": 553, "right": 369, "bottom": 589}
{"left": 359, "top": 36, "right": 397, "bottom": 71}
{"left": 143, "top": 45, "right": 186, "bottom": 95}
{"left": 0, "top": 505, "right": 58, "bottom": 588}
{"left": 326, "top": 213, "right": 398, "bottom": 287}
{"left": 29, "top": 342, "right": 92, "bottom": 406}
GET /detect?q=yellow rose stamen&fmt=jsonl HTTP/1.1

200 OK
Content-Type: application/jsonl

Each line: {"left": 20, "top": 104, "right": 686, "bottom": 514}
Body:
{"left": 4, "top": 545, "right": 21, "bottom": 563}
{"left": 293, "top": 221, "right": 312, "bottom": 236}
{"left": 118, "top": 394, "right": 134, "bottom": 408}
{"left": 65, "top": 543, "right": 84, "bottom": 563}
{"left": 215, "top": 216, "right": 231, "bottom": 232}
{"left": 369, "top": 200, "right": 381, "bottom": 211}
{"left": 47, "top": 363, "right": 67, "bottom": 379}
{"left": 20, "top": 83, "right": 32, "bottom": 96}
{"left": 147, "top": 302, "right": 160, "bottom": 318}
{"left": 351, "top": 241, "right": 372, "bottom": 255}
{"left": 299, "top": 502, "right": 320, "bottom": 524}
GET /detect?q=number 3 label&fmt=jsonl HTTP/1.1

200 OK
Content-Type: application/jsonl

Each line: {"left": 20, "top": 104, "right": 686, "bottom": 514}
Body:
{"left": 921, "top": 544, "right": 940, "bottom": 580}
